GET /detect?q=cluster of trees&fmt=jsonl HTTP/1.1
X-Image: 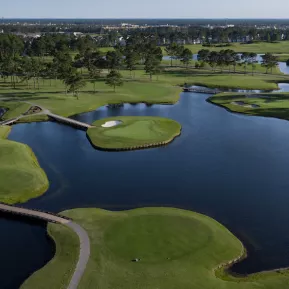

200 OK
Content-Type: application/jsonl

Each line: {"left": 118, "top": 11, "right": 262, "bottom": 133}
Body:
{"left": 197, "top": 49, "right": 278, "bottom": 75}
{"left": 0, "top": 34, "right": 167, "bottom": 97}
{"left": 165, "top": 43, "right": 193, "bottom": 68}
{"left": 261, "top": 53, "right": 279, "bottom": 74}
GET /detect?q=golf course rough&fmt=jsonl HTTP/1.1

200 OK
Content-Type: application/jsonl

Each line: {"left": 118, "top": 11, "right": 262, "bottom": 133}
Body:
{"left": 87, "top": 116, "right": 182, "bottom": 150}
{"left": 22, "top": 207, "right": 289, "bottom": 289}
{"left": 0, "top": 125, "right": 49, "bottom": 204}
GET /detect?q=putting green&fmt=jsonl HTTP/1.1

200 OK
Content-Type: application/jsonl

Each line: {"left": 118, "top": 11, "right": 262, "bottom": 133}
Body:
{"left": 87, "top": 116, "right": 181, "bottom": 150}
{"left": 0, "top": 125, "right": 48, "bottom": 204}
{"left": 22, "top": 207, "right": 289, "bottom": 289}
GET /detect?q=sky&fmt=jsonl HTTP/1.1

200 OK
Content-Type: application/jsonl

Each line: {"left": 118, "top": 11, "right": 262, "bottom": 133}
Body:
{"left": 1, "top": 0, "right": 289, "bottom": 19}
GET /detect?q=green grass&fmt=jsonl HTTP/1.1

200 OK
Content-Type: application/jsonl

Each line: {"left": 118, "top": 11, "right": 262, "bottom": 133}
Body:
{"left": 121, "top": 69, "right": 289, "bottom": 90}
{"left": 0, "top": 79, "right": 181, "bottom": 120}
{"left": 21, "top": 224, "right": 79, "bottom": 289}
{"left": 0, "top": 125, "right": 49, "bottom": 204}
{"left": 209, "top": 92, "right": 289, "bottom": 121}
{"left": 275, "top": 54, "right": 289, "bottom": 62}
{"left": 0, "top": 125, "right": 11, "bottom": 138}
{"left": 22, "top": 207, "right": 289, "bottom": 289}
{"left": 162, "top": 41, "right": 289, "bottom": 55}
{"left": 87, "top": 116, "right": 181, "bottom": 150}
{"left": 0, "top": 63, "right": 288, "bottom": 123}
{"left": 0, "top": 102, "right": 30, "bottom": 120}
{"left": 164, "top": 59, "right": 282, "bottom": 75}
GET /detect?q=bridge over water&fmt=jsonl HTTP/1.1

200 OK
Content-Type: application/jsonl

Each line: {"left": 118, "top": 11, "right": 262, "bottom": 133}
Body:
{"left": 0, "top": 203, "right": 90, "bottom": 289}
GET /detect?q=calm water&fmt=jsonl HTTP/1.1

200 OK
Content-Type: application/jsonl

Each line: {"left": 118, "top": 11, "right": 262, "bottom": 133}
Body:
{"left": 1, "top": 63, "right": 289, "bottom": 288}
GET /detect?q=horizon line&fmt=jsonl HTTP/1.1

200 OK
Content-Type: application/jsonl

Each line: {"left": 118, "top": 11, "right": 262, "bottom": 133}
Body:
{"left": 2, "top": 17, "right": 289, "bottom": 20}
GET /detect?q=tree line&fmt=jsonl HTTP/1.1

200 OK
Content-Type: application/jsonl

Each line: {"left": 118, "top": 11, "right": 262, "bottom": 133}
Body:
{"left": 0, "top": 34, "right": 167, "bottom": 96}
{"left": 197, "top": 49, "right": 278, "bottom": 74}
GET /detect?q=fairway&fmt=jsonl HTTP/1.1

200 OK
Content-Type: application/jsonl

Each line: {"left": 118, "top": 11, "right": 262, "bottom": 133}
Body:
{"left": 22, "top": 207, "right": 289, "bottom": 289}
{"left": 87, "top": 116, "right": 181, "bottom": 150}
{"left": 0, "top": 80, "right": 180, "bottom": 121}
{"left": 162, "top": 41, "right": 289, "bottom": 55}
{"left": 0, "top": 126, "right": 49, "bottom": 204}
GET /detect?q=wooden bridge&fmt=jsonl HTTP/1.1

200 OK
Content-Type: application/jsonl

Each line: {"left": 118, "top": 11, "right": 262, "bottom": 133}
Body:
{"left": 0, "top": 203, "right": 90, "bottom": 289}
{"left": 47, "top": 113, "right": 93, "bottom": 130}
{"left": 0, "top": 117, "right": 20, "bottom": 126}
{"left": 183, "top": 87, "right": 221, "bottom": 94}
{"left": 0, "top": 107, "right": 93, "bottom": 131}
{"left": 0, "top": 203, "right": 70, "bottom": 224}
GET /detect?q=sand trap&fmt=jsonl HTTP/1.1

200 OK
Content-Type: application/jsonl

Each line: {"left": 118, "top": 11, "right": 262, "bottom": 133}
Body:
{"left": 101, "top": 120, "right": 122, "bottom": 128}
{"left": 231, "top": 101, "right": 260, "bottom": 108}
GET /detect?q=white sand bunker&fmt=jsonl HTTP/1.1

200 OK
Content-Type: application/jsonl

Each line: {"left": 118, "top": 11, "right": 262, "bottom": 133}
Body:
{"left": 101, "top": 120, "right": 123, "bottom": 128}
{"left": 231, "top": 101, "right": 260, "bottom": 108}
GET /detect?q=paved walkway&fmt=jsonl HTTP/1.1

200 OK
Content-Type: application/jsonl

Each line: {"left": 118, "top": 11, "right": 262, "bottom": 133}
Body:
{"left": 66, "top": 222, "right": 90, "bottom": 289}
{"left": 0, "top": 102, "right": 93, "bottom": 130}
{"left": 0, "top": 203, "right": 90, "bottom": 289}
{"left": 47, "top": 112, "right": 93, "bottom": 129}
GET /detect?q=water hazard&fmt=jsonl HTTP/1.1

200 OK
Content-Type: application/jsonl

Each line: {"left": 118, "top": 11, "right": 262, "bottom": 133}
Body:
{"left": 1, "top": 61, "right": 289, "bottom": 288}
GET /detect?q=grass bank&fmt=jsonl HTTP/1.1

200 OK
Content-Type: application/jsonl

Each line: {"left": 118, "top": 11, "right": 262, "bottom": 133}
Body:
{"left": 87, "top": 116, "right": 181, "bottom": 150}
{"left": 22, "top": 207, "right": 289, "bottom": 289}
{"left": 0, "top": 80, "right": 180, "bottom": 121}
{"left": 0, "top": 125, "right": 49, "bottom": 204}
{"left": 209, "top": 92, "right": 289, "bottom": 121}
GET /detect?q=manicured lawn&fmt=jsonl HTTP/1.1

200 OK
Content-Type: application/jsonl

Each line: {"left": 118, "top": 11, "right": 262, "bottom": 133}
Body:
{"left": 0, "top": 125, "right": 11, "bottom": 138}
{"left": 0, "top": 102, "right": 30, "bottom": 120}
{"left": 0, "top": 64, "right": 288, "bottom": 123}
{"left": 275, "top": 54, "right": 289, "bottom": 62}
{"left": 162, "top": 41, "right": 289, "bottom": 55}
{"left": 0, "top": 125, "right": 48, "bottom": 204}
{"left": 209, "top": 92, "right": 289, "bottom": 121}
{"left": 0, "top": 80, "right": 181, "bottom": 120}
{"left": 87, "top": 116, "right": 181, "bottom": 150}
{"left": 22, "top": 207, "right": 289, "bottom": 289}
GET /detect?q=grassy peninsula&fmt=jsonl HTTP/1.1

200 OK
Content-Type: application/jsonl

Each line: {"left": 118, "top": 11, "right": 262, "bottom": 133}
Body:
{"left": 22, "top": 207, "right": 289, "bottom": 289}
{"left": 0, "top": 125, "right": 49, "bottom": 204}
{"left": 87, "top": 116, "right": 181, "bottom": 150}
{"left": 209, "top": 92, "right": 289, "bottom": 121}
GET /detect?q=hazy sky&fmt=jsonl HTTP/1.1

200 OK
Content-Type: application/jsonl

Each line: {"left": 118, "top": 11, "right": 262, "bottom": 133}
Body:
{"left": 2, "top": 0, "right": 289, "bottom": 18}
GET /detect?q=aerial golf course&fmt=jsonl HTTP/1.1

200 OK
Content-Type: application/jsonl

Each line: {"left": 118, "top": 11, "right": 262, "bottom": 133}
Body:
{"left": 3, "top": 41, "right": 289, "bottom": 288}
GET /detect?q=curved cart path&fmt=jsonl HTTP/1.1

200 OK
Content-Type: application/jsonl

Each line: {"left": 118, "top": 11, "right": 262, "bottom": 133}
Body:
{"left": 0, "top": 203, "right": 90, "bottom": 289}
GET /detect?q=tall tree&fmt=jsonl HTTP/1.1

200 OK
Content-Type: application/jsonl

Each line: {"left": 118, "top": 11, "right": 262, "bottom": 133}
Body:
{"left": 124, "top": 50, "right": 139, "bottom": 78}
{"left": 165, "top": 43, "right": 182, "bottom": 67}
{"left": 105, "top": 70, "right": 123, "bottom": 92}
{"left": 231, "top": 52, "right": 241, "bottom": 73}
{"left": 248, "top": 53, "right": 257, "bottom": 75}
{"left": 106, "top": 50, "right": 122, "bottom": 71}
{"left": 198, "top": 49, "right": 210, "bottom": 63}
{"left": 241, "top": 52, "right": 250, "bottom": 74}
{"left": 89, "top": 65, "right": 101, "bottom": 93}
{"left": 63, "top": 72, "right": 86, "bottom": 99}
{"left": 180, "top": 48, "right": 193, "bottom": 70}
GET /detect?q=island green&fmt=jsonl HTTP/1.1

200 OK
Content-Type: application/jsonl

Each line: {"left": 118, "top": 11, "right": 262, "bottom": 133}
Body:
{"left": 87, "top": 116, "right": 181, "bottom": 150}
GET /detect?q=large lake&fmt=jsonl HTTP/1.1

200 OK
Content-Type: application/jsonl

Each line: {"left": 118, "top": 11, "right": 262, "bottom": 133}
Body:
{"left": 1, "top": 63, "right": 289, "bottom": 288}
